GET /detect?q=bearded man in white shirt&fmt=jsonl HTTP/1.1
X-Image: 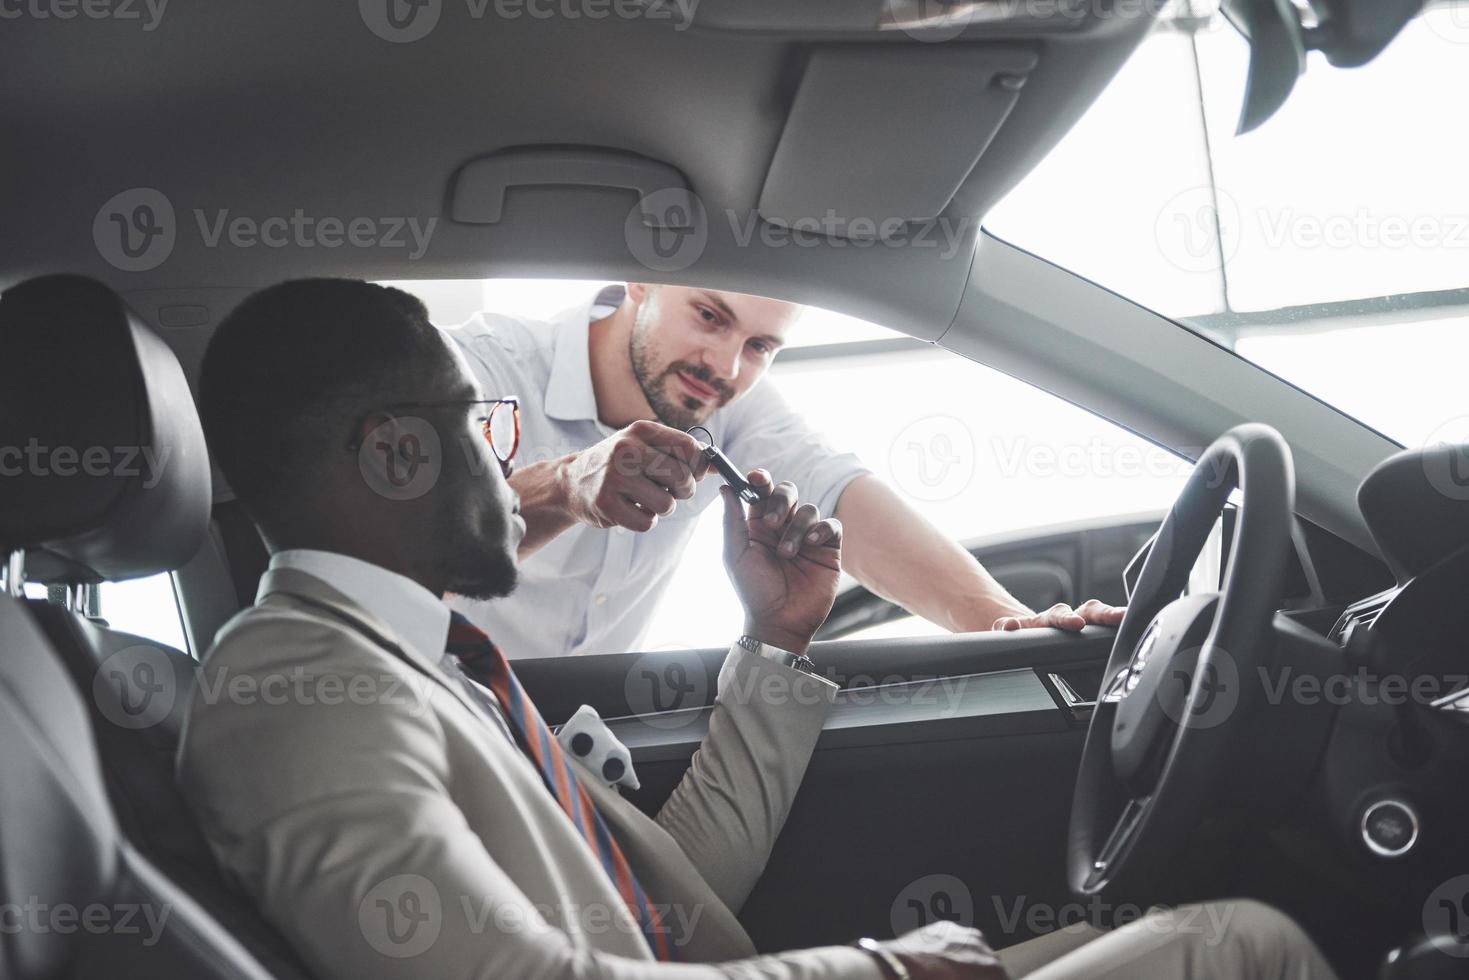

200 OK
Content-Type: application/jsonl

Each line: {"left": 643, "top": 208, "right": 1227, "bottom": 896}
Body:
{"left": 443, "top": 283, "right": 1125, "bottom": 659}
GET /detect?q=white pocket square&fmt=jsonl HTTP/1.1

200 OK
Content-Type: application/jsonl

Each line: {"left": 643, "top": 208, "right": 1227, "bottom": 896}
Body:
{"left": 556, "top": 704, "right": 640, "bottom": 791}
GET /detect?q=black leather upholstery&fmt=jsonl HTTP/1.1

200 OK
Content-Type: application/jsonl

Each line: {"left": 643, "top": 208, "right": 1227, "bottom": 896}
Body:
{"left": 0, "top": 594, "right": 274, "bottom": 980}
{"left": 25, "top": 602, "right": 313, "bottom": 980}
{"left": 0, "top": 274, "right": 210, "bottom": 583}
{"left": 0, "top": 275, "right": 310, "bottom": 979}
{"left": 1358, "top": 441, "right": 1469, "bottom": 584}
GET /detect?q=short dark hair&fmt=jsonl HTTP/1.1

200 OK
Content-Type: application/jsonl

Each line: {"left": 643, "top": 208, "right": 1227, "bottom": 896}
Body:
{"left": 200, "top": 278, "right": 447, "bottom": 525}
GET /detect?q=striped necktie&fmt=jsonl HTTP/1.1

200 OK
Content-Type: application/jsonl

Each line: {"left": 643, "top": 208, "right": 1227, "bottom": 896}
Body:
{"left": 444, "top": 611, "right": 675, "bottom": 961}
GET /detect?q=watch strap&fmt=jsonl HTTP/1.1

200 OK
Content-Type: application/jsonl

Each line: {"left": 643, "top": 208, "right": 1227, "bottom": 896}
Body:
{"left": 856, "top": 938, "right": 911, "bottom": 980}
{"left": 736, "top": 634, "right": 816, "bottom": 675}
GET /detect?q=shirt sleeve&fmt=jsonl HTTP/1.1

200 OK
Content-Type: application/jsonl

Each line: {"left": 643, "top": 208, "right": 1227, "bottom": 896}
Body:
{"left": 721, "top": 381, "right": 871, "bottom": 519}
{"left": 439, "top": 314, "right": 523, "bottom": 400}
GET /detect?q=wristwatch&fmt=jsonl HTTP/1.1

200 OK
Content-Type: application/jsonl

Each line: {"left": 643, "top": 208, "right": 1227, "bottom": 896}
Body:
{"left": 736, "top": 634, "right": 817, "bottom": 675}
{"left": 855, "top": 938, "right": 911, "bottom": 980}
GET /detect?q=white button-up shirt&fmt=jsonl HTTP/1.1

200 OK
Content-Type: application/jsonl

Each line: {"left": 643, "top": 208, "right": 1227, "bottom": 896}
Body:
{"left": 443, "top": 286, "right": 870, "bottom": 660}
{"left": 268, "top": 549, "right": 518, "bottom": 743}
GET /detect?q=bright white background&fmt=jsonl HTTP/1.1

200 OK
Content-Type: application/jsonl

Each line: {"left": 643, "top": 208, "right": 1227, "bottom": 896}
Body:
{"left": 394, "top": 279, "right": 1190, "bottom": 651}
{"left": 100, "top": 2, "right": 1468, "bottom": 654}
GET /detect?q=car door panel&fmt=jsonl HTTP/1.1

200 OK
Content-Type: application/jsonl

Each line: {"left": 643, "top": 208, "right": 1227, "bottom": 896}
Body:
{"left": 516, "top": 627, "right": 1117, "bottom": 952}
{"left": 816, "top": 514, "right": 1161, "bottom": 640}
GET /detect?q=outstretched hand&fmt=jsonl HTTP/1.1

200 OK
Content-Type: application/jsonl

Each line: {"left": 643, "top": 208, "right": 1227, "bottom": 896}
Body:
{"left": 992, "top": 598, "right": 1126, "bottom": 632}
{"left": 720, "top": 470, "right": 842, "bottom": 656}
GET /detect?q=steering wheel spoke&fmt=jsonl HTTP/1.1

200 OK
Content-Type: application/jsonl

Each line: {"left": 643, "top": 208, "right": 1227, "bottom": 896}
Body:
{"left": 1066, "top": 423, "right": 1296, "bottom": 899}
{"left": 1085, "top": 795, "right": 1153, "bottom": 893}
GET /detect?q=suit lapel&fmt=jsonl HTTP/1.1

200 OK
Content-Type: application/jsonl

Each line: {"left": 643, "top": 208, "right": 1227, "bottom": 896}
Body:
{"left": 255, "top": 566, "right": 494, "bottom": 729}
{"left": 256, "top": 567, "right": 756, "bottom": 962}
{"left": 576, "top": 771, "right": 755, "bottom": 961}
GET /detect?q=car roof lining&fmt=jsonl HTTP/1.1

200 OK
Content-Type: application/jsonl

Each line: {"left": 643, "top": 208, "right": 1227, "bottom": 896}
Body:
{"left": 4, "top": 4, "right": 1389, "bottom": 555}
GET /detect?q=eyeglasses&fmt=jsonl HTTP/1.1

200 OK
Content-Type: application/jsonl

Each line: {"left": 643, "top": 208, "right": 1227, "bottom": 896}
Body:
{"left": 348, "top": 397, "right": 521, "bottom": 469}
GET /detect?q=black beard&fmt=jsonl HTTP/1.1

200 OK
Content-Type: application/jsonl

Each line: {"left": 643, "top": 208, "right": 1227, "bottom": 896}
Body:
{"left": 440, "top": 551, "right": 518, "bottom": 601}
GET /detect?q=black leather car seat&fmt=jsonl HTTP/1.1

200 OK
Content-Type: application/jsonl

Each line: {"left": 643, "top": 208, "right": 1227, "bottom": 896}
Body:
{"left": 0, "top": 274, "right": 308, "bottom": 980}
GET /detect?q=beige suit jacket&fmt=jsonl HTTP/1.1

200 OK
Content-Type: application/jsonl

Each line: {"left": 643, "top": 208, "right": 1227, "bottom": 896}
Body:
{"left": 177, "top": 567, "right": 882, "bottom": 979}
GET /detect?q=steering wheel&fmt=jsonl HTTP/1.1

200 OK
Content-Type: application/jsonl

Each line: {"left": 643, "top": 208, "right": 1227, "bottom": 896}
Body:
{"left": 1067, "top": 423, "right": 1296, "bottom": 897}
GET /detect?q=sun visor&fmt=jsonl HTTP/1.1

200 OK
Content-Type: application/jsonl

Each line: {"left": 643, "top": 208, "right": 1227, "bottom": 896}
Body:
{"left": 756, "top": 45, "right": 1038, "bottom": 240}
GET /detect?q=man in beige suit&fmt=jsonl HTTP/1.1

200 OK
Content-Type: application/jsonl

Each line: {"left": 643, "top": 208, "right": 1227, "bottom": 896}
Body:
{"left": 179, "top": 279, "right": 1340, "bottom": 980}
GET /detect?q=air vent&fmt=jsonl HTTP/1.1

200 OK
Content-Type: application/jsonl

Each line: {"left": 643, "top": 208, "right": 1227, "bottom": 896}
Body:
{"left": 1330, "top": 589, "right": 1397, "bottom": 646}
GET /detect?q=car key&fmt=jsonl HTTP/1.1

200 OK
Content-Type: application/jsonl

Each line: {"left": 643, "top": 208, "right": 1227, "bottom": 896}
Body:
{"left": 686, "top": 426, "right": 761, "bottom": 503}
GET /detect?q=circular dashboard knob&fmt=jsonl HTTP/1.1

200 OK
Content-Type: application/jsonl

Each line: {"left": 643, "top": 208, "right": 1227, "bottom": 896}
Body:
{"left": 1361, "top": 799, "right": 1419, "bottom": 858}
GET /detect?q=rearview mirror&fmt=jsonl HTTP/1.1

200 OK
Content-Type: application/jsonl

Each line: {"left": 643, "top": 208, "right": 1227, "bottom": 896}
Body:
{"left": 1225, "top": 0, "right": 1429, "bottom": 133}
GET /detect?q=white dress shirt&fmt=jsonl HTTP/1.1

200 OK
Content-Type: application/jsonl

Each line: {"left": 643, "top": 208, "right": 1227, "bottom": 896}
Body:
{"left": 268, "top": 549, "right": 517, "bottom": 742}
{"left": 443, "top": 285, "right": 870, "bottom": 660}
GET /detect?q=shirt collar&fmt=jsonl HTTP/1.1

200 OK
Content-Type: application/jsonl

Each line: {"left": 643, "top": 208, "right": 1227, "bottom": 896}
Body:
{"left": 543, "top": 283, "right": 625, "bottom": 425}
{"left": 268, "top": 549, "right": 451, "bottom": 658}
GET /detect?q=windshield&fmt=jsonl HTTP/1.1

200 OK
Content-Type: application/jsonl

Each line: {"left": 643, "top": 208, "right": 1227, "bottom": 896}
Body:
{"left": 985, "top": 0, "right": 1469, "bottom": 449}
